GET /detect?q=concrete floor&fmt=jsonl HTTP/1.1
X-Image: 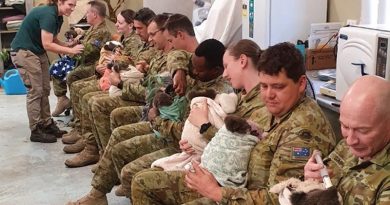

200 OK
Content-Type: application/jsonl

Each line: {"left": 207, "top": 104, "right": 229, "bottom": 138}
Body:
{"left": 0, "top": 89, "right": 129, "bottom": 205}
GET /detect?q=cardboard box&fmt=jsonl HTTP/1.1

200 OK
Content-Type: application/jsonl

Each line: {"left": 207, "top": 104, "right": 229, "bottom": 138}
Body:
{"left": 305, "top": 48, "right": 336, "bottom": 70}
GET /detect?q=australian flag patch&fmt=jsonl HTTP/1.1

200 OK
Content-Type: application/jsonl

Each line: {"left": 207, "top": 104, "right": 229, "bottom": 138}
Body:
{"left": 291, "top": 147, "right": 310, "bottom": 159}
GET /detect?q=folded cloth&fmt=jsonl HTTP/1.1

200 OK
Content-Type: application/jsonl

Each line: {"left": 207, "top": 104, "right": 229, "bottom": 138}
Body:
{"left": 6, "top": 20, "right": 22, "bottom": 30}
{"left": 2, "top": 15, "right": 24, "bottom": 24}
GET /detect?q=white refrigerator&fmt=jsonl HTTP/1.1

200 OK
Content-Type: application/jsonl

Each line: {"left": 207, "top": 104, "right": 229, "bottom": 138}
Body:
{"left": 242, "top": 0, "right": 328, "bottom": 49}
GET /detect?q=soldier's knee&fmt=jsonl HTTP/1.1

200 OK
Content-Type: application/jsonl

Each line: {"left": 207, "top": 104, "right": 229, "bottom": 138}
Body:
{"left": 111, "top": 143, "right": 123, "bottom": 160}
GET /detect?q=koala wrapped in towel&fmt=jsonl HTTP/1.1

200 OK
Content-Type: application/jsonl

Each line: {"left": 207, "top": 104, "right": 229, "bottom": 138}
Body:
{"left": 151, "top": 89, "right": 239, "bottom": 171}
{"left": 199, "top": 115, "right": 261, "bottom": 188}
{"left": 270, "top": 178, "right": 342, "bottom": 205}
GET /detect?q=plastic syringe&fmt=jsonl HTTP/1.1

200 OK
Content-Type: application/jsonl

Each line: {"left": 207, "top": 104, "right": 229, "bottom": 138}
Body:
{"left": 314, "top": 151, "right": 333, "bottom": 189}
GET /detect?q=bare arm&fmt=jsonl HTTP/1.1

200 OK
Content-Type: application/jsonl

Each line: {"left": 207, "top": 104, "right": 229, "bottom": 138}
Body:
{"left": 41, "top": 30, "right": 83, "bottom": 55}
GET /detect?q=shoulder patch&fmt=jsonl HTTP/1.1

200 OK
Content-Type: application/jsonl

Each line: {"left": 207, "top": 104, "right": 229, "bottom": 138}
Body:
{"left": 291, "top": 147, "right": 311, "bottom": 159}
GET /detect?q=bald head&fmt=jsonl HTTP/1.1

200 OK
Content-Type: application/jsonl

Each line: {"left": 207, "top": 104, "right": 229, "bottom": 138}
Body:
{"left": 340, "top": 76, "right": 390, "bottom": 159}
{"left": 341, "top": 76, "right": 390, "bottom": 120}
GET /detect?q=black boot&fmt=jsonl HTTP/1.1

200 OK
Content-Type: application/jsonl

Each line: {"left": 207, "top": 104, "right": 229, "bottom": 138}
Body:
{"left": 30, "top": 125, "right": 57, "bottom": 143}
{"left": 43, "top": 119, "right": 67, "bottom": 138}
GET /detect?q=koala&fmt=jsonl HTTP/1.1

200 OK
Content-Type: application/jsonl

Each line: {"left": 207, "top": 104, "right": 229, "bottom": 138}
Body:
{"left": 290, "top": 186, "right": 341, "bottom": 205}
{"left": 270, "top": 178, "right": 342, "bottom": 205}
{"left": 224, "top": 115, "right": 262, "bottom": 138}
{"left": 103, "top": 41, "right": 123, "bottom": 52}
{"left": 108, "top": 61, "right": 129, "bottom": 73}
{"left": 64, "top": 27, "right": 85, "bottom": 42}
{"left": 64, "top": 27, "right": 78, "bottom": 41}
{"left": 187, "top": 89, "right": 217, "bottom": 101}
{"left": 224, "top": 115, "right": 251, "bottom": 134}
{"left": 153, "top": 90, "right": 174, "bottom": 109}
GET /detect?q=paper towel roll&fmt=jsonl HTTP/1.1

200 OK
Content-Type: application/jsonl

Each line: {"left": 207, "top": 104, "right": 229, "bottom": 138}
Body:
{"left": 360, "top": 0, "right": 379, "bottom": 24}
{"left": 378, "top": 0, "right": 390, "bottom": 24}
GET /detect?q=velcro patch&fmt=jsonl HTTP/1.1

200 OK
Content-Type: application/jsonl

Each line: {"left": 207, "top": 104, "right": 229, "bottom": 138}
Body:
{"left": 291, "top": 147, "right": 310, "bottom": 159}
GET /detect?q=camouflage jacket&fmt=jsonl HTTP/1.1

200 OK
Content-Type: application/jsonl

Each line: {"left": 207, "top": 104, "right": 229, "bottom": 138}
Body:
{"left": 121, "top": 30, "right": 143, "bottom": 59}
{"left": 219, "top": 96, "right": 337, "bottom": 205}
{"left": 152, "top": 75, "right": 232, "bottom": 144}
{"left": 121, "top": 49, "right": 168, "bottom": 102}
{"left": 135, "top": 42, "right": 158, "bottom": 64}
{"left": 80, "top": 21, "right": 111, "bottom": 66}
{"left": 166, "top": 49, "right": 192, "bottom": 76}
{"left": 202, "top": 84, "right": 264, "bottom": 141}
{"left": 325, "top": 140, "right": 390, "bottom": 205}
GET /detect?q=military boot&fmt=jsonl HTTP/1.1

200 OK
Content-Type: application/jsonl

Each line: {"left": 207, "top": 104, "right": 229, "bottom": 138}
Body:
{"left": 66, "top": 188, "right": 107, "bottom": 205}
{"left": 65, "top": 143, "right": 100, "bottom": 168}
{"left": 43, "top": 119, "right": 67, "bottom": 138}
{"left": 62, "top": 129, "right": 82, "bottom": 144}
{"left": 30, "top": 125, "right": 57, "bottom": 143}
{"left": 52, "top": 96, "right": 71, "bottom": 117}
{"left": 63, "top": 138, "right": 85, "bottom": 154}
{"left": 114, "top": 185, "right": 129, "bottom": 197}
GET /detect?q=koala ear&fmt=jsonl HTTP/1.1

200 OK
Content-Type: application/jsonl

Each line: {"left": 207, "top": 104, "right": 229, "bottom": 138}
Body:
{"left": 224, "top": 115, "right": 251, "bottom": 134}
{"left": 204, "top": 89, "right": 217, "bottom": 99}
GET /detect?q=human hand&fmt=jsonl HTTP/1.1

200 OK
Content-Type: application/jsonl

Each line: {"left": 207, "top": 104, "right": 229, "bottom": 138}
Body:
{"left": 109, "top": 71, "right": 121, "bottom": 86}
{"left": 304, "top": 151, "right": 333, "bottom": 181}
{"left": 173, "top": 70, "right": 187, "bottom": 96}
{"left": 148, "top": 106, "right": 159, "bottom": 121}
{"left": 188, "top": 99, "right": 209, "bottom": 127}
{"left": 135, "top": 60, "right": 149, "bottom": 73}
{"left": 179, "top": 139, "right": 195, "bottom": 154}
{"left": 70, "top": 44, "right": 84, "bottom": 55}
{"left": 185, "top": 160, "right": 222, "bottom": 202}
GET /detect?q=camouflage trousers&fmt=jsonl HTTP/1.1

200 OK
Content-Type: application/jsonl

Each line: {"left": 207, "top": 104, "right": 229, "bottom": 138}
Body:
{"left": 89, "top": 96, "right": 144, "bottom": 151}
{"left": 113, "top": 136, "right": 179, "bottom": 197}
{"left": 131, "top": 168, "right": 215, "bottom": 205}
{"left": 80, "top": 91, "right": 108, "bottom": 145}
{"left": 91, "top": 121, "right": 153, "bottom": 193}
{"left": 70, "top": 77, "right": 98, "bottom": 123}
{"left": 52, "top": 64, "right": 95, "bottom": 97}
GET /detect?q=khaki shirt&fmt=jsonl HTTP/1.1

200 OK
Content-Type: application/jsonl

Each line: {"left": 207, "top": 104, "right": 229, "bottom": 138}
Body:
{"left": 167, "top": 49, "right": 192, "bottom": 76}
{"left": 81, "top": 21, "right": 111, "bottom": 66}
{"left": 326, "top": 140, "right": 390, "bottom": 205}
{"left": 219, "top": 97, "right": 337, "bottom": 205}
{"left": 121, "top": 50, "right": 167, "bottom": 102}
{"left": 120, "top": 31, "right": 143, "bottom": 65}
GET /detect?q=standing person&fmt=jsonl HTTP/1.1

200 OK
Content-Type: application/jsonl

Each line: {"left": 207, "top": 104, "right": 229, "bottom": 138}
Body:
{"left": 10, "top": 0, "right": 84, "bottom": 143}
{"left": 52, "top": 0, "right": 111, "bottom": 117}
{"left": 304, "top": 76, "right": 390, "bottom": 204}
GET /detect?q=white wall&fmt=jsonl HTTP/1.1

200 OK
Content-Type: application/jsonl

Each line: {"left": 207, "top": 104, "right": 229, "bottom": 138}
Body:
{"left": 143, "top": 0, "right": 193, "bottom": 18}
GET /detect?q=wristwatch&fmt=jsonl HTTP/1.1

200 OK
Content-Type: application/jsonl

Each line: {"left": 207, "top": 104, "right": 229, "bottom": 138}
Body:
{"left": 199, "top": 122, "right": 212, "bottom": 134}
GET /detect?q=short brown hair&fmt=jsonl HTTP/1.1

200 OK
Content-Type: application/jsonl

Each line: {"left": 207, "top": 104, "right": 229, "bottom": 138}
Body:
{"left": 164, "top": 14, "right": 195, "bottom": 37}
{"left": 257, "top": 42, "right": 305, "bottom": 82}
{"left": 88, "top": 1, "right": 107, "bottom": 17}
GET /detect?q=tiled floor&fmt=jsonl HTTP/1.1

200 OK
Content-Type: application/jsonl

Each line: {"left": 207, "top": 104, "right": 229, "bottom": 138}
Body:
{"left": 0, "top": 89, "right": 129, "bottom": 205}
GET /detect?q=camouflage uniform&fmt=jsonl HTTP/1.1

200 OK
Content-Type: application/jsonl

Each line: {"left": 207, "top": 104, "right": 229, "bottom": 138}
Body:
{"left": 90, "top": 50, "right": 232, "bottom": 195}
{"left": 92, "top": 49, "right": 166, "bottom": 150}
{"left": 52, "top": 21, "right": 111, "bottom": 97}
{"left": 323, "top": 140, "right": 390, "bottom": 204}
{"left": 71, "top": 31, "right": 144, "bottom": 136}
{"left": 130, "top": 96, "right": 337, "bottom": 205}
{"left": 120, "top": 30, "right": 143, "bottom": 64}
{"left": 118, "top": 83, "right": 262, "bottom": 197}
